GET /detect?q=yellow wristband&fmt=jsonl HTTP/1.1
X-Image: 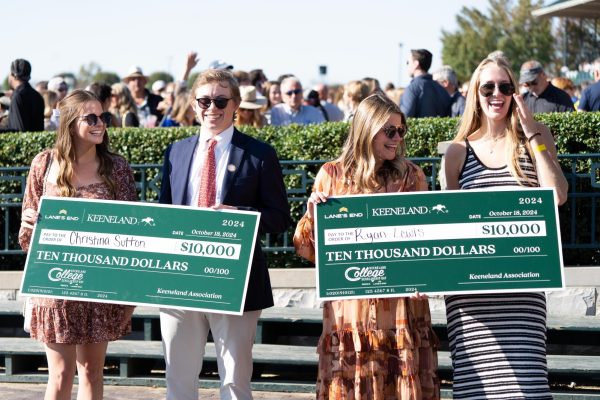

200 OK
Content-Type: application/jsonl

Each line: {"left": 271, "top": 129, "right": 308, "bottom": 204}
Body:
{"left": 535, "top": 143, "right": 547, "bottom": 153}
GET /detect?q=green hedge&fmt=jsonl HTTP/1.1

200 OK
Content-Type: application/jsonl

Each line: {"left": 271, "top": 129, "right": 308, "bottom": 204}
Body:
{"left": 2, "top": 112, "right": 600, "bottom": 167}
{"left": 1, "top": 113, "right": 599, "bottom": 268}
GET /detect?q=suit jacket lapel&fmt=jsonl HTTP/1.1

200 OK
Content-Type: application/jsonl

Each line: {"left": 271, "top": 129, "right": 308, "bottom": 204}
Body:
{"left": 221, "top": 129, "right": 245, "bottom": 203}
{"left": 173, "top": 135, "right": 199, "bottom": 205}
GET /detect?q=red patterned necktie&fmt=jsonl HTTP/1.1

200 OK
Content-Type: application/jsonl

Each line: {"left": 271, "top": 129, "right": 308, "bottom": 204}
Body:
{"left": 197, "top": 138, "right": 217, "bottom": 207}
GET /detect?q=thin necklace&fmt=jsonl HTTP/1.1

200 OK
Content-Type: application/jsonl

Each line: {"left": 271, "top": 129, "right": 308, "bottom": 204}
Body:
{"left": 487, "top": 134, "right": 503, "bottom": 154}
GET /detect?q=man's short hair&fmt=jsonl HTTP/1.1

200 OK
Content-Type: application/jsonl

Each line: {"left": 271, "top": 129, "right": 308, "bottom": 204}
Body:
{"left": 10, "top": 59, "right": 32, "bottom": 82}
{"left": 280, "top": 76, "right": 301, "bottom": 90}
{"left": 432, "top": 65, "right": 458, "bottom": 88}
{"left": 189, "top": 69, "right": 241, "bottom": 104}
{"left": 410, "top": 49, "right": 433, "bottom": 72}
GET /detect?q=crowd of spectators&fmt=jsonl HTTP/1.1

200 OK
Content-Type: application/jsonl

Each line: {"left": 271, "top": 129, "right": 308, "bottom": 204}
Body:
{"left": 2, "top": 50, "right": 599, "bottom": 133}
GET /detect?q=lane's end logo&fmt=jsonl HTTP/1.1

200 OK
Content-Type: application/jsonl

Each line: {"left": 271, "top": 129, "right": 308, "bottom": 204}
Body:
{"left": 59, "top": 209, "right": 67, "bottom": 215}
{"left": 339, "top": 207, "right": 348, "bottom": 213}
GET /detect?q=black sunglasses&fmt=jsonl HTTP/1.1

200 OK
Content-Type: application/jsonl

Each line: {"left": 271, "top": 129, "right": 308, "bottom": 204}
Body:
{"left": 479, "top": 82, "right": 515, "bottom": 97}
{"left": 80, "top": 112, "right": 112, "bottom": 126}
{"left": 196, "top": 97, "right": 232, "bottom": 110}
{"left": 285, "top": 89, "right": 302, "bottom": 96}
{"left": 524, "top": 79, "right": 538, "bottom": 87}
{"left": 382, "top": 125, "right": 407, "bottom": 139}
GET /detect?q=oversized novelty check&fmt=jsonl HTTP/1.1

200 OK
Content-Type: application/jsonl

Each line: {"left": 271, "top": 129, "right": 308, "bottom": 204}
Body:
{"left": 20, "top": 197, "right": 260, "bottom": 315}
{"left": 315, "top": 188, "right": 564, "bottom": 301}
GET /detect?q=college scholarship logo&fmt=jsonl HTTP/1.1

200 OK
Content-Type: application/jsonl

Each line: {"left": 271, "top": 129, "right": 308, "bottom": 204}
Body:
{"left": 48, "top": 268, "right": 86, "bottom": 285}
{"left": 344, "top": 266, "right": 387, "bottom": 283}
{"left": 323, "top": 207, "right": 364, "bottom": 220}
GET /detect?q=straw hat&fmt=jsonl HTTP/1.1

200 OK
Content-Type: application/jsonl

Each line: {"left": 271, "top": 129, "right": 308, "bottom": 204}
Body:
{"left": 239, "top": 86, "right": 267, "bottom": 109}
{"left": 123, "top": 66, "right": 148, "bottom": 83}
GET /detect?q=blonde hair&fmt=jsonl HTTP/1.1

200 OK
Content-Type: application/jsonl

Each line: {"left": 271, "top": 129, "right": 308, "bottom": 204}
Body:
{"left": 54, "top": 90, "right": 117, "bottom": 198}
{"left": 188, "top": 69, "right": 241, "bottom": 105}
{"left": 110, "top": 83, "right": 137, "bottom": 116}
{"left": 455, "top": 56, "right": 533, "bottom": 183}
{"left": 337, "top": 93, "right": 408, "bottom": 194}
{"left": 43, "top": 90, "right": 58, "bottom": 119}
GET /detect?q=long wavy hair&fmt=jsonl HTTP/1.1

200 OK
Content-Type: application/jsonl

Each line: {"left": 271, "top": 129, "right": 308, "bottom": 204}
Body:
{"left": 337, "top": 93, "right": 408, "bottom": 194}
{"left": 455, "top": 56, "right": 533, "bottom": 182}
{"left": 54, "top": 90, "right": 117, "bottom": 198}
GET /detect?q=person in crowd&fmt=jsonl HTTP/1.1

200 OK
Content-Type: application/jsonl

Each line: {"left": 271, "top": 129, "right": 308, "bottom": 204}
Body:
{"left": 6, "top": 59, "right": 44, "bottom": 132}
{"left": 158, "top": 52, "right": 200, "bottom": 125}
{"left": 401, "top": 49, "right": 451, "bottom": 118}
{"left": 158, "top": 68, "right": 291, "bottom": 400}
{"left": 152, "top": 80, "right": 167, "bottom": 96}
{"left": 433, "top": 65, "right": 466, "bottom": 117}
{"left": 122, "top": 66, "right": 163, "bottom": 127}
{"left": 35, "top": 81, "right": 49, "bottom": 95}
{"left": 48, "top": 77, "right": 69, "bottom": 102}
{"left": 342, "top": 80, "right": 369, "bottom": 122}
{"left": 578, "top": 57, "right": 600, "bottom": 112}
{"left": 304, "top": 89, "right": 330, "bottom": 121}
{"left": 110, "top": 83, "right": 140, "bottom": 128}
{"left": 86, "top": 82, "right": 118, "bottom": 127}
{"left": 160, "top": 92, "right": 197, "bottom": 127}
{"left": 519, "top": 60, "right": 574, "bottom": 113}
{"left": 460, "top": 81, "right": 469, "bottom": 98}
{"left": 551, "top": 77, "right": 578, "bottom": 107}
{"left": 263, "top": 80, "right": 282, "bottom": 110}
{"left": 294, "top": 92, "right": 439, "bottom": 400}
{"left": 0, "top": 95, "right": 10, "bottom": 128}
{"left": 361, "top": 77, "right": 382, "bottom": 95}
{"left": 261, "top": 80, "right": 282, "bottom": 124}
{"left": 270, "top": 77, "right": 325, "bottom": 126}
{"left": 19, "top": 89, "right": 137, "bottom": 400}
{"left": 235, "top": 85, "right": 267, "bottom": 128}
{"left": 42, "top": 90, "right": 58, "bottom": 131}
{"left": 443, "top": 55, "right": 567, "bottom": 399}
{"left": 314, "top": 83, "right": 344, "bottom": 121}
{"left": 233, "top": 70, "right": 251, "bottom": 86}
{"left": 249, "top": 69, "right": 268, "bottom": 96}
{"left": 208, "top": 60, "right": 234, "bottom": 70}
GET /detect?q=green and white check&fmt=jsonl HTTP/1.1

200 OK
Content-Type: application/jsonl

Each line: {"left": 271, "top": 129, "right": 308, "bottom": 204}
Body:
{"left": 315, "top": 188, "right": 564, "bottom": 301}
{"left": 20, "top": 197, "right": 260, "bottom": 315}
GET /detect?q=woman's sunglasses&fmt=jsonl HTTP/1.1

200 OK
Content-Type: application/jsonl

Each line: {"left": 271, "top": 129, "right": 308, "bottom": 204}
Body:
{"left": 80, "top": 112, "right": 112, "bottom": 126}
{"left": 196, "top": 97, "right": 231, "bottom": 110}
{"left": 382, "top": 125, "right": 407, "bottom": 139}
{"left": 479, "top": 82, "right": 515, "bottom": 97}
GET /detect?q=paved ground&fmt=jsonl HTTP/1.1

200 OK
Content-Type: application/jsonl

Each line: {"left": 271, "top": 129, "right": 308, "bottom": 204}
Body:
{"left": 0, "top": 383, "right": 315, "bottom": 399}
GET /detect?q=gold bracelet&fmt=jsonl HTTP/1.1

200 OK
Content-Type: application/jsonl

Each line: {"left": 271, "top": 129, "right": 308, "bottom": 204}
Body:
{"left": 535, "top": 143, "right": 547, "bottom": 153}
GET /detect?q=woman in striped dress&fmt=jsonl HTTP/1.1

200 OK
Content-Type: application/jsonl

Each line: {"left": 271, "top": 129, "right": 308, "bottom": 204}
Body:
{"left": 443, "top": 56, "right": 568, "bottom": 399}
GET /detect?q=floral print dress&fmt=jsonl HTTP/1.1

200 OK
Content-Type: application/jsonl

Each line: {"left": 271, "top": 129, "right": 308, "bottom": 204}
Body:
{"left": 19, "top": 149, "right": 137, "bottom": 344}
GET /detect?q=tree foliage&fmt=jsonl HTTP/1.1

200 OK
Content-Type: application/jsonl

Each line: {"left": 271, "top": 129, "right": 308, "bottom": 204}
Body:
{"left": 441, "top": 0, "right": 553, "bottom": 83}
{"left": 554, "top": 18, "right": 600, "bottom": 70}
{"left": 92, "top": 71, "right": 121, "bottom": 86}
{"left": 148, "top": 71, "right": 174, "bottom": 87}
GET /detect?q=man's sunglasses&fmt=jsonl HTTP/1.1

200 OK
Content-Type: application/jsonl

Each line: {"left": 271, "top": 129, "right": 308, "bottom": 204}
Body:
{"left": 382, "top": 125, "right": 407, "bottom": 139}
{"left": 196, "top": 97, "right": 232, "bottom": 109}
{"left": 80, "top": 112, "right": 112, "bottom": 126}
{"left": 285, "top": 89, "right": 302, "bottom": 96}
{"left": 523, "top": 79, "right": 538, "bottom": 87}
{"left": 478, "top": 82, "right": 515, "bottom": 97}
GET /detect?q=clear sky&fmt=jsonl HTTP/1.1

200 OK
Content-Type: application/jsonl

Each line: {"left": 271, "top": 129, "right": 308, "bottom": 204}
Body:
{"left": 5, "top": 0, "right": 489, "bottom": 88}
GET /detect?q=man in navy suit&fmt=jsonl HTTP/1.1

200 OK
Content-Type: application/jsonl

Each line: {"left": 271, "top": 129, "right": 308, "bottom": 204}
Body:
{"left": 158, "top": 69, "right": 291, "bottom": 400}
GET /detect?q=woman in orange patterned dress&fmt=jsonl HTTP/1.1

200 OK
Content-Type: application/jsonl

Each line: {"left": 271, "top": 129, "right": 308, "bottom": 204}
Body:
{"left": 294, "top": 93, "right": 439, "bottom": 400}
{"left": 19, "top": 90, "right": 137, "bottom": 400}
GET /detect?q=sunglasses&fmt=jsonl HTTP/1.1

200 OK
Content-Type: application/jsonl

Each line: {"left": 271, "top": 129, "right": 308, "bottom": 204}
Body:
{"left": 80, "top": 112, "right": 112, "bottom": 126}
{"left": 524, "top": 79, "right": 538, "bottom": 87}
{"left": 478, "top": 82, "right": 515, "bottom": 97}
{"left": 196, "top": 97, "right": 232, "bottom": 110}
{"left": 284, "top": 89, "right": 302, "bottom": 96}
{"left": 382, "top": 125, "right": 407, "bottom": 139}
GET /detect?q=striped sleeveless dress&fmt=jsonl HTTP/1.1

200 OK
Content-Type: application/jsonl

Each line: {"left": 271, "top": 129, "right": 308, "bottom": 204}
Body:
{"left": 445, "top": 140, "right": 552, "bottom": 399}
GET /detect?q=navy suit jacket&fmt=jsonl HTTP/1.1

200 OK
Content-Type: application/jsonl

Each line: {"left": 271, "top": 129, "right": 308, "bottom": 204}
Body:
{"left": 159, "top": 129, "right": 292, "bottom": 311}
